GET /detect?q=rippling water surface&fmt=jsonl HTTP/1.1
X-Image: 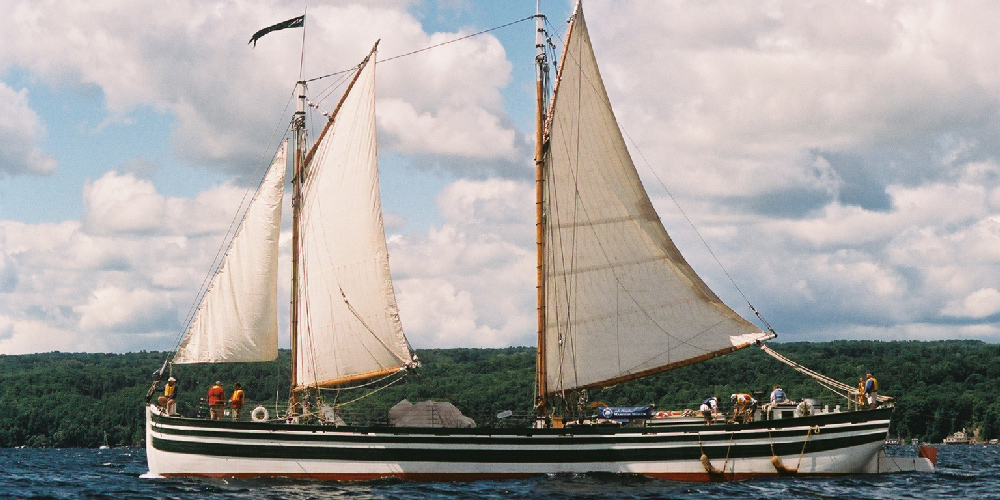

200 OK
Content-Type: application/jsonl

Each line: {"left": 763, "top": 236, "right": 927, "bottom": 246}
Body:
{"left": 0, "top": 445, "right": 994, "bottom": 499}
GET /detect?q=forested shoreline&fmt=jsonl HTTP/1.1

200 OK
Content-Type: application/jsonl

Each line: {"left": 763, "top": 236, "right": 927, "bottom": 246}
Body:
{"left": 0, "top": 340, "right": 996, "bottom": 448}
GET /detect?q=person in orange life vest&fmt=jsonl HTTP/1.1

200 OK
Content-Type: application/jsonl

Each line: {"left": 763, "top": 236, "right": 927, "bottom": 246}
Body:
{"left": 157, "top": 377, "right": 178, "bottom": 415}
{"left": 207, "top": 381, "right": 225, "bottom": 420}
{"left": 229, "top": 383, "right": 245, "bottom": 421}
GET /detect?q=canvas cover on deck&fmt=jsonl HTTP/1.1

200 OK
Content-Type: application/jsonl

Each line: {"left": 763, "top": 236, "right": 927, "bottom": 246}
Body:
{"left": 388, "top": 400, "right": 476, "bottom": 428}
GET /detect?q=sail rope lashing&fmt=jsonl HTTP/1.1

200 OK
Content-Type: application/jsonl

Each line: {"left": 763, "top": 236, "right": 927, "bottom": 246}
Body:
{"left": 319, "top": 370, "right": 405, "bottom": 393}
{"left": 759, "top": 344, "right": 893, "bottom": 403}
{"left": 309, "top": 67, "right": 356, "bottom": 110}
{"left": 325, "top": 371, "right": 408, "bottom": 408}
{"left": 306, "top": 14, "right": 539, "bottom": 84}
{"left": 291, "top": 230, "right": 323, "bottom": 393}
{"left": 333, "top": 375, "right": 403, "bottom": 409}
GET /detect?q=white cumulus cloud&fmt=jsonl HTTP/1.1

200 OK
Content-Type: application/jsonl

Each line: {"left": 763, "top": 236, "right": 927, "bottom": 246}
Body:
{"left": 0, "top": 84, "right": 56, "bottom": 176}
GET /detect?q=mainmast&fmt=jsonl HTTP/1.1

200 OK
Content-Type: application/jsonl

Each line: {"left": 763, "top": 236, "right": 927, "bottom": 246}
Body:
{"left": 289, "top": 80, "right": 307, "bottom": 414}
{"left": 533, "top": 1, "right": 549, "bottom": 424}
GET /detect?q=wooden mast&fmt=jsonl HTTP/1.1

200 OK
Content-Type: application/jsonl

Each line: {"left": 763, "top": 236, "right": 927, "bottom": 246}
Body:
{"left": 289, "top": 10, "right": 309, "bottom": 417}
{"left": 289, "top": 79, "right": 306, "bottom": 415}
{"left": 533, "top": 2, "right": 549, "bottom": 424}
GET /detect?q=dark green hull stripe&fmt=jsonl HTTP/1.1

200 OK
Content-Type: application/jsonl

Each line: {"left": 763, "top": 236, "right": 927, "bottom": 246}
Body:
{"left": 151, "top": 407, "right": 892, "bottom": 436}
{"left": 151, "top": 419, "right": 888, "bottom": 446}
{"left": 150, "top": 430, "right": 884, "bottom": 463}
{"left": 149, "top": 409, "right": 892, "bottom": 463}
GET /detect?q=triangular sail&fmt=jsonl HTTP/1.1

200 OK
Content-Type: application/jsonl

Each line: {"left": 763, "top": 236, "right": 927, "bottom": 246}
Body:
{"left": 541, "top": 4, "right": 772, "bottom": 394}
{"left": 174, "top": 142, "right": 287, "bottom": 364}
{"left": 295, "top": 53, "right": 414, "bottom": 388}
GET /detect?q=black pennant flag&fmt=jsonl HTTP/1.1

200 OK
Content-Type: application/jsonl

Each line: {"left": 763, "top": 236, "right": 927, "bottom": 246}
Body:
{"left": 249, "top": 15, "right": 305, "bottom": 47}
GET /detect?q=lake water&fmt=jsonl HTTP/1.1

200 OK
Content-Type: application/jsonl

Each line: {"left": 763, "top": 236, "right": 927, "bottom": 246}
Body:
{"left": 0, "top": 445, "right": 992, "bottom": 499}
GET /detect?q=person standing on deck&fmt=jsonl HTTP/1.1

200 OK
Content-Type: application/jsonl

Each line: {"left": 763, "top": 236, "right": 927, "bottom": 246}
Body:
{"left": 229, "top": 383, "right": 245, "bottom": 421}
{"left": 857, "top": 377, "right": 866, "bottom": 407}
{"left": 207, "top": 381, "right": 225, "bottom": 420}
{"left": 865, "top": 372, "right": 879, "bottom": 409}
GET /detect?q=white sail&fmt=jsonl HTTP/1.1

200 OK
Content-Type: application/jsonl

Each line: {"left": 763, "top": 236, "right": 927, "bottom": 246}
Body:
{"left": 542, "top": 5, "right": 772, "bottom": 394}
{"left": 174, "top": 142, "right": 286, "bottom": 364}
{"left": 295, "top": 53, "right": 414, "bottom": 388}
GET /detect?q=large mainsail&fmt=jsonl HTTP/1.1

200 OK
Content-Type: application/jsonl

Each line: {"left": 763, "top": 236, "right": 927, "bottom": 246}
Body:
{"left": 541, "top": 4, "right": 772, "bottom": 394}
{"left": 173, "top": 142, "right": 287, "bottom": 364}
{"left": 295, "top": 52, "right": 414, "bottom": 388}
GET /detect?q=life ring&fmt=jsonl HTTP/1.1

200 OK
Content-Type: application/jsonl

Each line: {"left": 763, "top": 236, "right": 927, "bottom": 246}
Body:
{"left": 251, "top": 406, "right": 269, "bottom": 422}
{"left": 794, "top": 401, "right": 813, "bottom": 418}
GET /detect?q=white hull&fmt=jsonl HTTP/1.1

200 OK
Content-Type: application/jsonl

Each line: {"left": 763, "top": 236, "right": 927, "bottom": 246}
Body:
{"left": 145, "top": 405, "right": 933, "bottom": 481}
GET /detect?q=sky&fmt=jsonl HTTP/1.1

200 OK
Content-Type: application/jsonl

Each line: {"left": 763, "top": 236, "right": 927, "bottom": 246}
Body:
{"left": 1, "top": 0, "right": 998, "bottom": 355}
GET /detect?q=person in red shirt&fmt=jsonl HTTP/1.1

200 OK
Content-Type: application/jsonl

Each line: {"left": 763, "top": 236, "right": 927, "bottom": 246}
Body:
{"left": 207, "top": 381, "right": 225, "bottom": 420}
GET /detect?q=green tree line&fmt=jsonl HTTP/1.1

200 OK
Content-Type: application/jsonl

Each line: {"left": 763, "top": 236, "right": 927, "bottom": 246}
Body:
{"left": 0, "top": 340, "right": 996, "bottom": 447}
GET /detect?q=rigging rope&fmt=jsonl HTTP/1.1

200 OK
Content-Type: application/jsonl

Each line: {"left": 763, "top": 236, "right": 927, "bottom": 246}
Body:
{"left": 759, "top": 344, "right": 893, "bottom": 403}
{"left": 306, "top": 15, "right": 540, "bottom": 83}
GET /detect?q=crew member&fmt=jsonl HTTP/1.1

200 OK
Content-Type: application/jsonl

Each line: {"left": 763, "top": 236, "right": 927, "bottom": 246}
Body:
{"left": 699, "top": 396, "right": 718, "bottom": 425}
{"left": 770, "top": 385, "right": 786, "bottom": 404}
{"left": 857, "top": 377, "right": 866, "bottom": 407}
{"left": 731, "top": 393, "right": 757, "bottom": 422}
{"left": 864, "top": 372, "right": 879, "bottom": 409}
{"left": 157, "top": 377, "right": 178, "bottom": 415}
{"left": 229, "top": 382, "right": 245, "bottom": 421}
{"left": 207, "top": 381, "right": 225, "bottom": 420}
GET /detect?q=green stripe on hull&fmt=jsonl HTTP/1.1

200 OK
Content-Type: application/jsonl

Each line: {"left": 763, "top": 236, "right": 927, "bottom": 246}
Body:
{"left": 151, "top": 407, "right": 892, "bottom": 435}
{"left": 150, "top": 429, "right": 885, "bottom": 463}
{"left": 151, "top": 420, "right": 889, "bottom": 447}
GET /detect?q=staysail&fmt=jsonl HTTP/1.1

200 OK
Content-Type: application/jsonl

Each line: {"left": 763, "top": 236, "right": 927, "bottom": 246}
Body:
{"left": 295, "top": 51, "right": 414, "bottom": 388}
{"left": 173, "top": 141, "right": 287, "bottom": 364}
{"left": 541, "top": 4, "right": 772, "bottom": 394}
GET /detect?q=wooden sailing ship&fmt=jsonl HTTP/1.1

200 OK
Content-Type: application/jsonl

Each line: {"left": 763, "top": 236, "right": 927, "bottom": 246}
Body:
{"left": 145, "top": 2, "right": 934, "bottom": 480}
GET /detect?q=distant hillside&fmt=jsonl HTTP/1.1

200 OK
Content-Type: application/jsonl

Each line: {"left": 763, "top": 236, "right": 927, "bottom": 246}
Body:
{"left": 0, "top": 340, "right": 996, "bottom": 447}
